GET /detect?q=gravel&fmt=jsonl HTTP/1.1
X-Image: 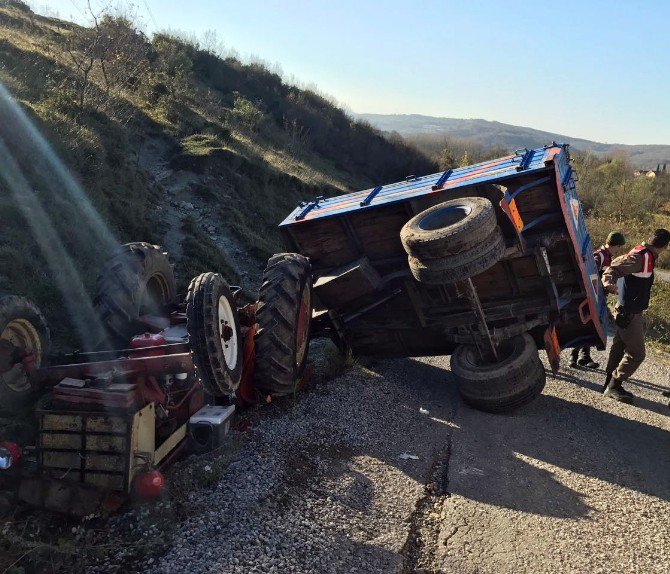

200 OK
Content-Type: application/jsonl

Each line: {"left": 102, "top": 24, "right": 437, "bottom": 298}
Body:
{"left": 85, "top": 338, "right": 669, "bottom": 574}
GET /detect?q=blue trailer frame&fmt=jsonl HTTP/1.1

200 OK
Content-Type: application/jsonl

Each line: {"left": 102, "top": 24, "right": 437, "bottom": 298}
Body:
{"left": 280, "top": 144, "right": 607, "bottom": 370}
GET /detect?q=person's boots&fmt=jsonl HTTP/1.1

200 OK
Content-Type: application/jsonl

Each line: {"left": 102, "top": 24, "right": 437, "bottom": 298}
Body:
{"left": 570, "top": 347, "right": 579, "bottom": 368}
{"left": 577, "top": 348, "right": 599, "bottom": 369}
{"left": 603, "top": 377, "right": 634, "bottom": 404}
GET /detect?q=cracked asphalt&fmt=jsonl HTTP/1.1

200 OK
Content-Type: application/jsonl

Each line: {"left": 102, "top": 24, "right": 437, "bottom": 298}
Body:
{"left": 433, "top": 344, "right": 670, "bottom": 574}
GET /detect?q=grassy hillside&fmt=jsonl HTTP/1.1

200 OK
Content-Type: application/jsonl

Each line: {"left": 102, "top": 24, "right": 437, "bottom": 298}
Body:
{"left": 355, "top": 113, "right": 670, "bottom": 169}
{"left": 0, "top": 1, "right": 435, "bottom": 348}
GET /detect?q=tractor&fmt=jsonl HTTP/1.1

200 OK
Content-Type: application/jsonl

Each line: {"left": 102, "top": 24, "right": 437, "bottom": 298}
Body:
{"left": 0, "top": 242, "right": 312, "bottom": 512}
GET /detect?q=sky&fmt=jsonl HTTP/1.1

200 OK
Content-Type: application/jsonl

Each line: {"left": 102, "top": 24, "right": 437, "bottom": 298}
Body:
{"left": 32, "top": 0, "right": 670, "bottom": 145}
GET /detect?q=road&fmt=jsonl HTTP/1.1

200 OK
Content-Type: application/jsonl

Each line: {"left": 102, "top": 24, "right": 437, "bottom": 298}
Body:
{"left": 133, "top": 340, "right": 670, "bottom": 574}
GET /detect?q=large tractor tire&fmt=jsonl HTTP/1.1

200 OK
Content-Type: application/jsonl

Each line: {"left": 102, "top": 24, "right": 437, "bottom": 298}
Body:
{"left": 0, "top": 295, "right": 50, "bottom": 412}
{"left": 450, "top": 333, "right": 545, "bottom": 413}
{"left": 408, "top": 226, "right": 505, "bottom": 284}
{"left": 401, "top": 197, "right": 497, "bottom": 260}
{"left": 255, "top": 253, "right": 312, "bottom": 397}
{"left": 186, "top": 273, "right": 243, "bottom": 395}
{"left": 94, "top": 242, "right": 177, "bottom": 345}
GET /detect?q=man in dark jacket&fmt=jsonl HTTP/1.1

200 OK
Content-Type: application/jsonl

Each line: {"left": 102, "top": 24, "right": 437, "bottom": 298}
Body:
{"left": 601, "top": 228, "right": 670, "bottom": 403}
{"left": 570, "top": 231, "right": 627, "bottom": 368}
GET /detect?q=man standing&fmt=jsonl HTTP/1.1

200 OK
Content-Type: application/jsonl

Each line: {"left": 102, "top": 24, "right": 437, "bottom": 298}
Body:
{"left": 601, "top": 228, "right": 670, "bottom": 403}
{"left": 570, "top": 231, "right": 627, "bottom": 368}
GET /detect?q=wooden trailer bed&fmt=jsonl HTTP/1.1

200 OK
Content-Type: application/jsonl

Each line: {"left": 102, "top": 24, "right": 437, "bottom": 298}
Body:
{"left": 278, "top": 144, "right": 607, "bottom": 372}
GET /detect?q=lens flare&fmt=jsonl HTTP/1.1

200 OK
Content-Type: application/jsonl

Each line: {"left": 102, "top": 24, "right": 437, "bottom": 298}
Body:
{"left": 0, "top": 81, "right": 124, "bottom": 350}
{"left": 0, "top": 81, "right": 119, "bottom": 253}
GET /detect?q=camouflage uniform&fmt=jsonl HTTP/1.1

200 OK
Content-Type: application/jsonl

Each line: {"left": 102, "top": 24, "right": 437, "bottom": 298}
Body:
{"left": 602, "top": 243, "right": 658, "bottom": 383}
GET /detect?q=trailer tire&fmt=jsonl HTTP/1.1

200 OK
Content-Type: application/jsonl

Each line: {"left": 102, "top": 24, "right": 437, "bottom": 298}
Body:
{"left": 255, "top": 253, "right": 312, "bottom": 397}
{"left": 0, "top": 295, "right": 50, "bottom": 412}
{"left": 94, "top": 242, "right": 177, "bottom": 345}
{"left": 186, "top": 273, "right": 243, "bottom": 395}
{"left": 401, "top": 197, "right": 497, "bottom": 259}
{"left": 451, "top": 333, "right": 546, "bottom": 413}
{"left": 408, "top": 226, "right": 505, "bottom": 284}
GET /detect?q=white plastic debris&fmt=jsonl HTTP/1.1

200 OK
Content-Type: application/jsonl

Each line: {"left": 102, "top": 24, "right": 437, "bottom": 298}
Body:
{"left": 419, "top": 407, "right": 430, "bottom": 415}
{"left": 399, "top": 453, "right": 420, "bottom": 460}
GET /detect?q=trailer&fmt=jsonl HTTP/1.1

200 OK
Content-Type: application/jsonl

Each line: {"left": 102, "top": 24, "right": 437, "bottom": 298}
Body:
{"left": 276, "top": 143, "right": 607, "bottom": 412}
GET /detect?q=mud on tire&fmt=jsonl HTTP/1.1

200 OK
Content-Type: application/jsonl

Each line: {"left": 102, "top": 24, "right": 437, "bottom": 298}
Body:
{"left": 0, "top": 295, "right": 50, "bottom": 411}
{"left": 400, "top": 197, "right": 497, "bottom": 260}
{"left": 186, "top": 273, "right": 243, "bottom": 395}
{"left": 255, "top": 253, "right": 312, "bottom": 397}
{"left": 450, "top": 333, "right": 545, "bottom": 413}
{"left": 94, "top": 242, "right": 176, "bottom": 345}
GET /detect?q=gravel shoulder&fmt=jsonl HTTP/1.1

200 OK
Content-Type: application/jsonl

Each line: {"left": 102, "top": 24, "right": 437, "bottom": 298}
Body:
{"left": 84, "top": 340, "right": 669, "bottom": 574}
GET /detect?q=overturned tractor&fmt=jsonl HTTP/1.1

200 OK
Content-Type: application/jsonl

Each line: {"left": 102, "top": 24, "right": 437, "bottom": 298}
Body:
{"left": 0, "top": 242, "right": 312, "bottom": 512}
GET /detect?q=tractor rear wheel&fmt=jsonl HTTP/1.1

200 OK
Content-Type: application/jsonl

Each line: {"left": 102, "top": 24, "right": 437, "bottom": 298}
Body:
{"left": 0, "top": 295, "right": 50, "bottom": 412}
{"left": 450, "top": 333, "right": 545, "bottom": 413}
{"left": 186, "top": 273, "right": 243, "bottom": 395}
{"left": 255, "top": 253, "right": 312, "bottom": 397}
{"left": 94, "top": 242, "right": 176, "bottom": 345}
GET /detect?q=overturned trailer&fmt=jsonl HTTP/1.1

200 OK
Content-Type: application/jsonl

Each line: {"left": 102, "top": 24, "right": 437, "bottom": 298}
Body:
{"left": 277, "top": 144, "right": 607, "bottom": 412}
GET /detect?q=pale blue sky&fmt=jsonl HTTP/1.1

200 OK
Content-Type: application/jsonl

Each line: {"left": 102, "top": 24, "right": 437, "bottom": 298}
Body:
{"left": 32, "top": 0, "right": 670, "bottom": 144}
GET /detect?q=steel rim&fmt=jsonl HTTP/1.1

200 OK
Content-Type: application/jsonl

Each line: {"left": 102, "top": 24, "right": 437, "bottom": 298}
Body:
{"left": 0, "top": 319, "right": 42, "bottom": 392}
{"left": 218, "top": 295, "right": 238, "bottom": 370}
{"left": 295, "top": 285, "right": 311, "bottom": 367}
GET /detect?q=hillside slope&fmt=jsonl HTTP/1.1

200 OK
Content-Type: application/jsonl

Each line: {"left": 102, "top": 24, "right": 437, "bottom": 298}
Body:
{"left": 0, "top": 1, "right": 435, "bottom": 347}
{"left": 355, "top": 113, "right": 670, "bottom": 169}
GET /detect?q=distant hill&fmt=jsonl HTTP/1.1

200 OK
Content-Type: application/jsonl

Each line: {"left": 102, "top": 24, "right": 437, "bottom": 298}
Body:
{"left": 354, "top": 113, "right": 670, "bottom": 169}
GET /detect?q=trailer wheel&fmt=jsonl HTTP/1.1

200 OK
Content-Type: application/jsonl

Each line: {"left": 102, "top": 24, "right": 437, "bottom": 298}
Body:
{"left": 255, "top": 253, "right": 312, "bottom": 397}
{"left": 94, "top": 242, "right": 177, "bottom": 345}
{"left": 0, "top": 295, "right": 50, "bottom": 411}
{"left": 450, "top": 333, "right": 545, "bottom": 413}
{"left": 408, "top": 226, "right": 505, "bottom": 284}
{"left": 186, "top": 273, "right": 243, "bottom": 395}
{"left": 401, "top": 197, "right": 497, "bottom": 259}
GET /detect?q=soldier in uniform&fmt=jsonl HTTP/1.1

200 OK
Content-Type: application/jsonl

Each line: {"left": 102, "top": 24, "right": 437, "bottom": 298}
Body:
{"left": 570, "top": 231, "right": 627, "bottom": 368}
{"left": 601, "top": 228, "right": 670, "bottom": 403}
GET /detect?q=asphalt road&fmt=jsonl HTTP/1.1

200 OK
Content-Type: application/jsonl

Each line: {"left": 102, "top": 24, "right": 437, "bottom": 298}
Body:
{"left": 144, "top": 341, "right": 669, "bottom": 574}
{"left": 432, "top": 344, "right": 670, "bottom": 574}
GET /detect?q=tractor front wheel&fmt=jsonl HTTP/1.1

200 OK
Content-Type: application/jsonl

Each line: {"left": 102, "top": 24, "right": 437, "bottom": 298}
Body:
{"left": 186, "top": 273, "right": 243, "bottom": 395}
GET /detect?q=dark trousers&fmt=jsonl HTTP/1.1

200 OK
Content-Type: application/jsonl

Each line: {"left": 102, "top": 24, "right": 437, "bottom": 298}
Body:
{"left": 605, "top": 312, "right": 646, "bottom": 381}
{"left": 571, "top": 346, "right": 592, "bottom": 362}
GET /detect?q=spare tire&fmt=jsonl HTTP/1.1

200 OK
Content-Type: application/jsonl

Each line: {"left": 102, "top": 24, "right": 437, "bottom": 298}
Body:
{"left": 408, "top": 226, "right": 505, "bottom": 284}
{"left": 255, "top": 253, "right": 312, "bottom": 397}
{"left": 94, "top": 242, "right": 176, "bottom": 345}
{"left": 186, "top": 273, "right": 243, "bottom": 395}
{"left": 0, "top": 295, "right": 50, "bottom": 411}
{"left": 450, "top": 333, "right": 545, "bottom": 413}
{"left": 401, "top": 197, "right": 497, "bottom": 260}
